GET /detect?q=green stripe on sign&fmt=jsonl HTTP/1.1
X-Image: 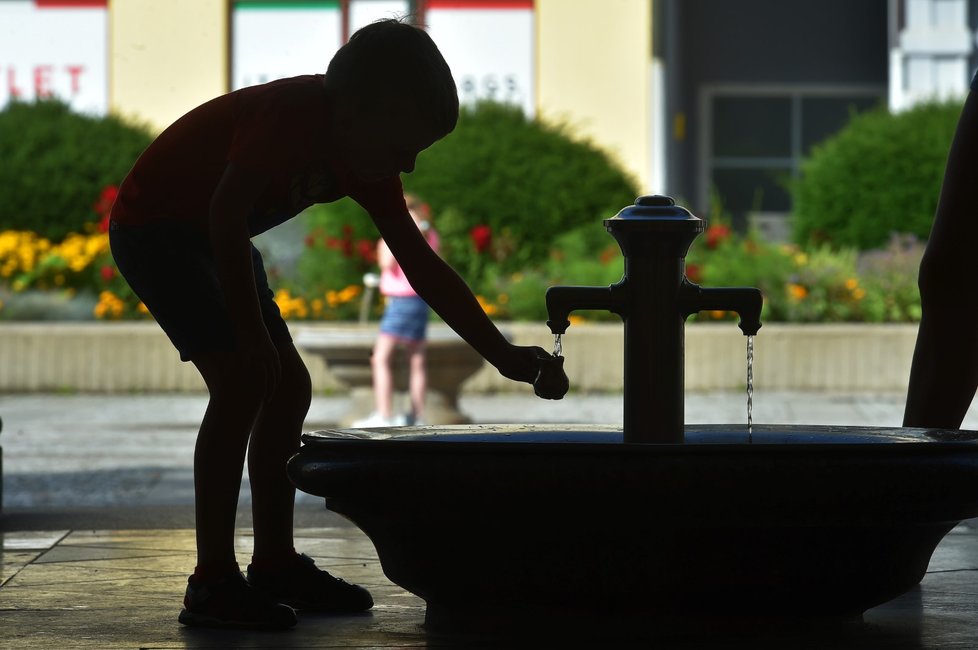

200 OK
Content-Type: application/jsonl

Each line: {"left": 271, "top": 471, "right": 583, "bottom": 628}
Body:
{"left": 236, "top": 1, "right": 339, "bottom": 9}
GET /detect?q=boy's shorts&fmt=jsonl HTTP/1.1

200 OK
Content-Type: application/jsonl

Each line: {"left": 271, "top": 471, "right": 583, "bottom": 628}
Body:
{"left": 109, "top": 220, "right": 292, "bottom": 362}
{"left": 379, "top": 295, "right": 430, "bottom": 342}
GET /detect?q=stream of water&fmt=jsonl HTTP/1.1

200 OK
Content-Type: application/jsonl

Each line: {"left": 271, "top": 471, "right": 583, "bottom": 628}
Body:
{"left": 747, "top": 334, "right": 754, "bottom": 443}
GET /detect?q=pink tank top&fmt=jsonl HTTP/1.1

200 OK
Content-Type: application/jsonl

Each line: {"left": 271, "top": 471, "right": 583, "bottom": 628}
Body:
{"left": 380, "top": 228, "right": 440, "bottom": 297}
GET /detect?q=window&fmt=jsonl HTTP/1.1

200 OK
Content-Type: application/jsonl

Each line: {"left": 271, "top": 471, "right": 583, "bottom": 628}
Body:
{"left": 701, "top": 85, "right": 883, "bottom": 227}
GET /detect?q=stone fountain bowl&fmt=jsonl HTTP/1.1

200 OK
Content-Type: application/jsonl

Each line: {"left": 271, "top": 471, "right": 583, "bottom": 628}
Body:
{"left": 288, "top": 424, "right": 978, "bottom": 629}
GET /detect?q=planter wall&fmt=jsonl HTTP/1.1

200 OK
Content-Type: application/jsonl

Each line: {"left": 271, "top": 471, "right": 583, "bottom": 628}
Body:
{"left": 0, "top": 321, "right": 918, "bottom": 394}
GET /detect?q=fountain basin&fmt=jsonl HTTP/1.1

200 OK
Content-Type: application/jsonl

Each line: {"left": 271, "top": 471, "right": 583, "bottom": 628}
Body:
{"left": 288, "top": 424, "right": 978, "bottom": 628}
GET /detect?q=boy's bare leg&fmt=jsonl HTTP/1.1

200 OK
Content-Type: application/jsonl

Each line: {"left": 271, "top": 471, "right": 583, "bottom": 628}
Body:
{"left": 191, "top": 351, "right": 267, "bottom": 570}
{"left": 249, "top": 340, "right": 311, "bottom": 560}
{"left": 407, "top": 340, "right": 427, "bottom": 420}
{"left": 371, "top": 334, "right": 397, "bottom": 419}
{"left": 905, "top": 92, "right": 978, "bottom": 428}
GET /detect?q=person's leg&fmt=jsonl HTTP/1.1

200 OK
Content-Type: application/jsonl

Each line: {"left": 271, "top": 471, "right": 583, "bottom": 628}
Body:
{"left": 905, "top": 92, "right": 978, "bottom": 428}
{"left": 245, "top": 340, "right": 373, "bottom": 613}
{"left": 190, "top": 351, "right": 267, "bottom": 571}
{"left": 248, "top": 339, "right": 311, "bottom": 561}
{"left": 406, "top": 339, "right": 427, "bottom": 421}
{"left": 371, "top": 333, "right": 398, "bottom": 419}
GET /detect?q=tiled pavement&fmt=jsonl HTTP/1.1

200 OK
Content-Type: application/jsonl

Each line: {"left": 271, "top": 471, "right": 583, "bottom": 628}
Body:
{"left": 3, "top": 391, "right": 978, "bottom": 648}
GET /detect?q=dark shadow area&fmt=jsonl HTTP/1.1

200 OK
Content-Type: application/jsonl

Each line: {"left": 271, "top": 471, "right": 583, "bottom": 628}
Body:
{"left": 0, "top": 502, "right": 349, "bottom": 532}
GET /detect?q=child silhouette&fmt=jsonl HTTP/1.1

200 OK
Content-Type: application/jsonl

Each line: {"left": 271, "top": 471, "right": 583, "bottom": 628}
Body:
{"left": 110, "top": 19, "right": 556, "bottom": 629}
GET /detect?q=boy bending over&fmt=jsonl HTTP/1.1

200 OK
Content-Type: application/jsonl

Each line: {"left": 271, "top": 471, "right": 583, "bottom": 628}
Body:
{"left": 110, "top": 19, "right": 550, "bottom": 629}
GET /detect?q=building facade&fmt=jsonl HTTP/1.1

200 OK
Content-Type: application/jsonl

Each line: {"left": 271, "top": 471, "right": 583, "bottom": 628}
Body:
{"left": 1, "top": 0, "right": 976, "bottom": 230}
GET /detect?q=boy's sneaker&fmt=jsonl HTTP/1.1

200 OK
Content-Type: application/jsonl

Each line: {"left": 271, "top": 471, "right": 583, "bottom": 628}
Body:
{"left": 178, "top": 571, "right": 297, "bottom": 629}
{"left": 247, "top": 553, "right": 374, "bottom": 612}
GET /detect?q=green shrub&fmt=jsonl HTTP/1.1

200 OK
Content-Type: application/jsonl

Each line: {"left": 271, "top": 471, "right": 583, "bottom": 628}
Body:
{"left": 0, "top": 100, "right": 153, "bottom": 240}
{"left": 290, "top": 199, "right": 377, "bottom": 306}
{"left": 791, "top": 100, "right": 962, "bottom": 249}
{"left": 406, "top": 101, "right": 638, "bottom": 274}
{"left": 294, "top": 100, "right": 639, "bottom": 292}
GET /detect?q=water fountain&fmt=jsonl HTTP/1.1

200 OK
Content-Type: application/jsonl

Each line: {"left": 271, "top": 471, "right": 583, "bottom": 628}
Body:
{"left": 288, "top": 196, "right": 978, "bottom": 631}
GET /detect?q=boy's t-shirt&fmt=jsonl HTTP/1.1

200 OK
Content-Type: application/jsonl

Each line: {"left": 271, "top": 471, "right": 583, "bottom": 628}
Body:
{"left": 111, "top": 74, "right": 407, "bottom": 236}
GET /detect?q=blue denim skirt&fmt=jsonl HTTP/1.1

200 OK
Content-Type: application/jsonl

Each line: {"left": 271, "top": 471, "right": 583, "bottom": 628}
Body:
{"left": 379, "top": 295, "right": 430, "bottom": 341}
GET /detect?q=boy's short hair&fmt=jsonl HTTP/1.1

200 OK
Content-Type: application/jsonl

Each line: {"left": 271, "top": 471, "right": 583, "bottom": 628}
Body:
{"left": 324, "top": 19, "right": 459, "bottom": 137}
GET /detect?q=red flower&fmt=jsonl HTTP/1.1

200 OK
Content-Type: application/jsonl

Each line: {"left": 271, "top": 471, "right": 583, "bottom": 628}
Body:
{"left": 706, "top": 223, "right": 731, "bottom": 250}
{"left": 470, "top": 225, "right": 492, "bottom": 254}
{"left": 100, "top": 265, "right": 116, "bottom": 282}
{"left": 324, "top": 236, "right": 342, "bottom": 251}
{"left": 93, "top": 185, "right": 119, "bottom": 233}
{"left": 357, "top": 239, "right": 377, "bottom": 264}
{"left": 685, "top": 263, "right": 702, "bottom": 283}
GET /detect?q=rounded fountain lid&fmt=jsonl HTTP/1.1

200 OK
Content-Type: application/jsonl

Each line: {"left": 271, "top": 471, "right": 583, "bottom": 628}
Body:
{"left": 605, "top": 195, "right": 705, "bottom": 233}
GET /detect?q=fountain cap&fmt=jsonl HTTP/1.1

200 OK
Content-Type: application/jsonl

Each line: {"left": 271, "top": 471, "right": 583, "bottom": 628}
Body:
{"left": 605, "top": 195, "right": 705, "bottom": 232}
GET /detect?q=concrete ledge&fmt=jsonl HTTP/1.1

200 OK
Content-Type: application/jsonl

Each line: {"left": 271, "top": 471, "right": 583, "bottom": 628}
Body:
{"left": 0, "top": 321, "right": 919, "bottom": 394}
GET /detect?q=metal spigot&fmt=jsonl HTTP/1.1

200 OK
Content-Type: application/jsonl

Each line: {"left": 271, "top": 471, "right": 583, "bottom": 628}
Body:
{"left": 542, "top": 195, "right": 764, "bottom": 444}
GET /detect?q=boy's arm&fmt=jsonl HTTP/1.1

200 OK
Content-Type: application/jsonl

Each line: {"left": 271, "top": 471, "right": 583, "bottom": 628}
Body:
{"left": 371, "top": 211, "right": 538, "bottom": 384}
{"left": 208, "top": 162, "right": 281, "bottom": 390}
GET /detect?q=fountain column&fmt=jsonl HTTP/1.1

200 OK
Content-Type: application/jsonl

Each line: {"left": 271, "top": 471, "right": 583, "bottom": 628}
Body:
{"left": 605, "top": 196, "right": 703, "bottom": 444}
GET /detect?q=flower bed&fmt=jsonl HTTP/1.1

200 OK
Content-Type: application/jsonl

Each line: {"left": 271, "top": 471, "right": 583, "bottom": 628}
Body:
{"left": 0, "top": 187, "right": 924, "bottom": 325}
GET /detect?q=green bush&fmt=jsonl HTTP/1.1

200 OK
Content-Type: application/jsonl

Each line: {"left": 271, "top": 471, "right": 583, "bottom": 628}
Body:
{"left": 294, "top": 100, "right": 639, "bottom": 292}
{"left": 791, "top": 100, "right": 962, "bottom": 249}
{"left": 0, "top": 100, "right": 153, "bottom": 240}
{"left": 290, "top": 103, "right": 636, "bottom": 315}
{"left": 406, "top": 101, "right": 638, "bottom": 274}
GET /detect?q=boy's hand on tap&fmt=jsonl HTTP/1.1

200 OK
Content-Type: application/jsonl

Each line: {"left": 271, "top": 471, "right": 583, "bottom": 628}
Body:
{"left": 495, "top": 345, "right": 569, "bottom": 399}
{"left": 497, "top": 345, "right": 548, "bottom": 384}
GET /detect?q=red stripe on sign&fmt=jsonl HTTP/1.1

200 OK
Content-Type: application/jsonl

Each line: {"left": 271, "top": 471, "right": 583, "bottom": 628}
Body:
{"left": 36, "top": 0, "right": 108, "bottom": 8}
{"left": 427, "top": 0, "right": 533, "bottom": 9}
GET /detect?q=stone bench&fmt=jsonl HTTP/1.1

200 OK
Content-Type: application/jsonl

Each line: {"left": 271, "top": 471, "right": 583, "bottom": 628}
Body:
{"left": 294, "top": 325, "right": 492, "bottom": 426}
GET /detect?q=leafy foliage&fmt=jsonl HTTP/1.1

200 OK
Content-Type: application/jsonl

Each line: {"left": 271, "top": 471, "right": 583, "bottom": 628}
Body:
{"left": 791, "top": 100, "right": 962, "bottom": 249}
{"left": 405, "top": 101, "right": 638, "bottom": 274}
{"left": 0, "top": 100, "right": 153, "bottom": 240}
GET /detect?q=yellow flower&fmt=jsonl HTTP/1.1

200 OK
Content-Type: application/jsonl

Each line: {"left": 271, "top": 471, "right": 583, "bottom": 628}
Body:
{"left": 476, "top": 295, "right": 498, "bottom": 316}
{"left": 844, "top": 278, "right": 859, "bottom": 291}
{"left": 568, "top": 314, "right": 586, "bottom": 325}
{"left": 337, "top": 284, "right": 361, "bottom": 303}
{"left": 94, "top": 290, "right": 125, "bottom": 319}
{"left": 787, "top": 283, "right": 808, "bottom": 302}
{"left": 793, "top": 252, "right": 808, "bottom": 266}
{"left": 274, "top": 288, "right": 309, "bottom": 319}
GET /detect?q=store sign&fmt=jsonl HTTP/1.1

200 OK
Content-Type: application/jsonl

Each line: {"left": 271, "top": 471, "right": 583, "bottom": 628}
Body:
{"left": 426, "top": 0, "right": 535, "bottom": 116}
{"left": 0, "top": 0, "right": 108, "bottom": 113}
{"left": 232, "top": 1, "right": 343, "bottom": 90}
